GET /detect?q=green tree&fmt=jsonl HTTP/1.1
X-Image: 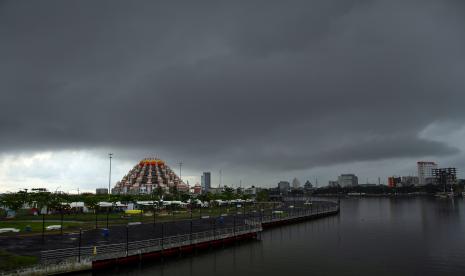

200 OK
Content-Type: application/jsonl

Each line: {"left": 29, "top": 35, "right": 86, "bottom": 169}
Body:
{"left": 256, "top": 190, "right": 270, "bottom": 202}
{"left": 0, "top": 193, "right": 25, "bottom": 212}
{"left": 120, "top": 194, "right": 135, "bottom": 204}
{"left": 47, "top": 194, "right": 65, "bottom": 212}
{"left": 221, "top": 186, "right": 235, "bottom": 200}
{"left": 180, "top": 192, "right": 191, "bottom": 202}
{"left": 169, "top": 186, "right": 179, "bottom": 200}
{"left": 29, "top": 192, "right": 52, "bottom": 214}
{"left": 198, "top": 192, "right": 213, "bottom": 202}
{"left": 83, "top": 195, "right": 99, "bottom": 212}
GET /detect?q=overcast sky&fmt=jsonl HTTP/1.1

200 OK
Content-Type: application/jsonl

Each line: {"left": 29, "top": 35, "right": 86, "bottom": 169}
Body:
{"left": 1, "top": 0, "right": 465, "bottom": 192}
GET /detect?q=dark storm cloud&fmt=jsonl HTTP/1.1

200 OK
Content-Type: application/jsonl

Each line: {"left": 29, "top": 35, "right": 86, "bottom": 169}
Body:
{"left": 1, "top": 0, "right": 464, "bottom": 172}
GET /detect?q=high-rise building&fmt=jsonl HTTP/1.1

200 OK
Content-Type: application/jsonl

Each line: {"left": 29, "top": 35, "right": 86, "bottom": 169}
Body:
{"left": 201, "top": 172, "right": 211, "bottom": 193}
{"left": 433, "top": 168, "right": 457, "bottom": 191}
{"left": 338, "top": 174, "right": 358, "bottom": 187}
{"left": 417, "top": 161, "right": 437, "bottom": 185}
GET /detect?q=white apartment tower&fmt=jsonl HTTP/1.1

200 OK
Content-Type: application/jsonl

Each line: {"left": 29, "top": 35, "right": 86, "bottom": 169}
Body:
{"left": 417, "top": 161, "right": 437, "bottom": 185}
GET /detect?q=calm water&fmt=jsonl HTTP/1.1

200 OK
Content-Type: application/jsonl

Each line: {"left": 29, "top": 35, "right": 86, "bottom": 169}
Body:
{"left": 90, "top": 197, "right": 465, "bottom": 276}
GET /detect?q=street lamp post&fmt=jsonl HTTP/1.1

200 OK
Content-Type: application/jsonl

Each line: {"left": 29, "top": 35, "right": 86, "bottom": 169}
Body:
{"left": 152, "top": 201, "right": 156, "bottom": 227}
{"left": 213, "top": 218, "right": 216, "bottom": 239}
{"left": 60, "top": 208, "right": 64, "bottom": 235}
{"left": 78, "top": 228, "right": 82, "bottom": 263}
{"left": 126, "top": 225, "right": 129, "bottom": 257}
{"left": 95, "top": 207, "right": 98, "bottom": 229}
{"left": 161, "top": 222, "right": 164, "bottom": 249}
{"left": 108, "top": 153, "right": 113, "bottom": 200}
{"left": 234, "top": 204, "right": 237, "bottom": 235}
{"left": 190, "top": 206, "right": 193, "bottom": 244}
{"left": 42, "top": 213, "right": 45, "bottom": 242}
{"left": 106, "top": 207, "right": 109, "bottom": 228}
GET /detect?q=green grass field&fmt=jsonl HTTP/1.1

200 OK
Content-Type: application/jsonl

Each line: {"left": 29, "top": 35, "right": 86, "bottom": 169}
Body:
{"left": 0, "top": 221, "right": 83, "bottom": 232}
{"left": 0, "top": 205, "right": 273, "bottom": 235}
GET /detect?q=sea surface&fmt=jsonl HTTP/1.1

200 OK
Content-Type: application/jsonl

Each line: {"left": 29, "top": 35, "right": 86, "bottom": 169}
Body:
{"left": 88, "top": 197, "right": 465, "bottom": 276}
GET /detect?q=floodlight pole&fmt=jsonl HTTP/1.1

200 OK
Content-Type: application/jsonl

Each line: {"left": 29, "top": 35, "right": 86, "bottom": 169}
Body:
{"left": 108, "top": 153, "right": 113, "bottom": 200}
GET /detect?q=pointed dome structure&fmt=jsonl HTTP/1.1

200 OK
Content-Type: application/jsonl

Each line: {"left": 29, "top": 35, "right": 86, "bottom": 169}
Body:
{"left": 112, "top": 158, "right": 188, "bottom": 194}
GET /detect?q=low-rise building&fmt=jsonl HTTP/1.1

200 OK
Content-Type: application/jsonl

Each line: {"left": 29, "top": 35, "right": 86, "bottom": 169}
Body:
{"left": 192, "top": 183, "right": 202, "bottom": 194}
{"left": 328, "top": 181, "right": 339, "bottom": 188}
{"left": 400, "top": 176, "right": 419, "bottom": 187}
{"left": 208, "top": 187, "right": 223, "bottom": 194}
{"left": 388, "top": 177, "right": 401, "bottom": 188}
{"left": 96, "top": 188, "right": 108, "bottom": 195}
{"left": 244, "top": 186, "right": 263, "bottom": 196}
{"left": 338, "top": 174, "right": 358, "bottom": 187}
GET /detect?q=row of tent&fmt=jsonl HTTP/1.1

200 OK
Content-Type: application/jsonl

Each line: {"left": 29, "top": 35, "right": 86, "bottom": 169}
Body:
{"left": 61, "top": 198, "right": 256, "bottom": 211}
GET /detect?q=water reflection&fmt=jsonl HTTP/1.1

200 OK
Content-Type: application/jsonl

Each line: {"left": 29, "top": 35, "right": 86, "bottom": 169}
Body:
{"left": 86, "top": 198, "right": 465, "bottom": 276}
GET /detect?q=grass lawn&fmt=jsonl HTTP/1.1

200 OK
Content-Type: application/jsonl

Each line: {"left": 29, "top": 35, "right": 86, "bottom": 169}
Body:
{"left": 0, "top": 250, "right": 37, "bottom": 271}
{"left": 0, "top": 221, "right": 84, "bottom": 233}
{"left": 0, "top": 205, "right": 275, "bottom": 235}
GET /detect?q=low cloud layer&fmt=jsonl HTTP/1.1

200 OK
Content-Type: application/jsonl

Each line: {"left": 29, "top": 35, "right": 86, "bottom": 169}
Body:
{"left": 1, "top": 1, "right": 465, "bottom": 190}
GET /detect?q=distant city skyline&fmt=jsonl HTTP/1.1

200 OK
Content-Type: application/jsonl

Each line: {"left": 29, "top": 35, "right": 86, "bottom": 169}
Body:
{"left": 0, "top": 150, "right": 463, "bottom": 193}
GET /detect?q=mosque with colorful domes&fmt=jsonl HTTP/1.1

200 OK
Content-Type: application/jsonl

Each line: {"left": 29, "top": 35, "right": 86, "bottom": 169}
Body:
{"left": 112, "top": 158, "right": 189, "bottom": 194}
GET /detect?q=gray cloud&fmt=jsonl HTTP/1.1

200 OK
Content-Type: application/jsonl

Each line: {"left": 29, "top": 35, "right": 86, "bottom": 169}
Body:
{"left": 1, "top": 0, "right": 465, "bottom": 184}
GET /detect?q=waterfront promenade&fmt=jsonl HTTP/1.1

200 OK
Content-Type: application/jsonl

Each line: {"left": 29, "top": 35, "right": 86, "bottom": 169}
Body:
{"left": 0, "top": 200, "right": 339, "bottom": 275}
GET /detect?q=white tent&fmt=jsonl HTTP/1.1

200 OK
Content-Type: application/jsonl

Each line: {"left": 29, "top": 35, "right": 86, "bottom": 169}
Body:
{"left": 98, "top": 202, "right": 113, "bottom": 207}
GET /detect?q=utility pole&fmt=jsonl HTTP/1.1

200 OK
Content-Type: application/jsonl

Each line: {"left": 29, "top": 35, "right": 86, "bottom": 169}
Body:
{"left": 108, "top": 153, "right": 113, "bottom": 200}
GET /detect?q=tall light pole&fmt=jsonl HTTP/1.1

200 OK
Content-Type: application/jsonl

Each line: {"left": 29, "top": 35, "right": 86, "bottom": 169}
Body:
{"left": 178, "top": 162, "right": 183, "bottom": 181}
{"left": 108, "top": 153, "right": 113, "bottom": 199}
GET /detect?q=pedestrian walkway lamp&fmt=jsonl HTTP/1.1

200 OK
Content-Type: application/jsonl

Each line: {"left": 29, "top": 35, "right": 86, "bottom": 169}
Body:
{"left": 213, "top": 218, "right": 216, "bottom": 239}
{"left": 95, "top": 208, "right": 98, "bottom": 229}
{"left": 78, "top": 228, "right": 82, "bottom": 263}
{"left": 190, "top": 206, "right": 193, "bottom": 244}
{"left": 152, "top": 201, "right": 156, "bottom": 227}
{"left": 42, "top": 213, "right": 45, "bottom": 242}
{"left": 126, "top": 225, "right": 129, "bottom": 257}
{"left": 60, "top": 208, "right": 64, "bottom": 235}
{"left": 234, "top": 204, "right": 237, "bottom": 235}
{"left": 161, "top": 222, "right": 164, "bottom": 249}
